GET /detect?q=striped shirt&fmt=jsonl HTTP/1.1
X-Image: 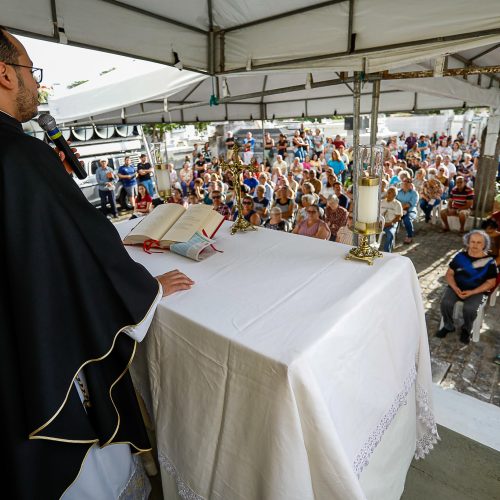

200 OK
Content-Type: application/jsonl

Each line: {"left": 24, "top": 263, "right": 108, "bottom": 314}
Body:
{"left": 450, "top": 186, "right": 474, "bottom": 210}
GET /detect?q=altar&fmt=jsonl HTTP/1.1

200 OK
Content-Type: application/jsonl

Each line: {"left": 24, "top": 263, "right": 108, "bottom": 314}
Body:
{"left": 116, "top": 220, "right": 438, "bottom": 500}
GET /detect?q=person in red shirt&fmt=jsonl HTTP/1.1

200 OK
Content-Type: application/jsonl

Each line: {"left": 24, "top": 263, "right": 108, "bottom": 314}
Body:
{"left": 131, "top": 184, "right": 152, "bottom": 218}
{"left": 333, "top": 135, "right": 345, "bottom": 149}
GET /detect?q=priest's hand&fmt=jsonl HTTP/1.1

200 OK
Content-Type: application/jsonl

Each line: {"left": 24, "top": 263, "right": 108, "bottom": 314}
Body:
{"left": 156, "top": 270, "right": 195, "bottom": 297}
{"left": 54, "top": 141, "right": 85, "bottom": 174}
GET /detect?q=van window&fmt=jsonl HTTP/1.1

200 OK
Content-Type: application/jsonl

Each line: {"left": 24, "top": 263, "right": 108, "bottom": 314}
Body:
{"left": 90, "top": 160, "right": 100, "bottom": 175}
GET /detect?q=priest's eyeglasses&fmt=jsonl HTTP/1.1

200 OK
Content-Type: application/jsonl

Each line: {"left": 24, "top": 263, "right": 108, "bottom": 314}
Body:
{"left": 7, "top": 64, "right": 43, "bottom": 83}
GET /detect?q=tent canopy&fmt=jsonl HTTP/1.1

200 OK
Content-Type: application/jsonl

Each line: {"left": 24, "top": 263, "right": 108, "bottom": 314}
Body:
{"left": 4, "top": 0, "right": 500, "bottom": 74}
{"left": 5, "top": 0, "right": 499, "bottom": 123}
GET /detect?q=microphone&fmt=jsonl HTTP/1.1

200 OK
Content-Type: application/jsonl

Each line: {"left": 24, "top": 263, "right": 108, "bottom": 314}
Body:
{"left": 37, "top": 114, "right": 87, "bottom": 179}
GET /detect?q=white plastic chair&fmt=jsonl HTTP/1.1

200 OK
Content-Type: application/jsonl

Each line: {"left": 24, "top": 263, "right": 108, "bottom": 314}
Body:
{"left": 489, "top": 285, "right": 499, "bottom": 307}
{"left": 431, "top": 201, "right": 442, "bottom": 224}
{"left": 439, "top": 298, "right": 487, "bottom": 343}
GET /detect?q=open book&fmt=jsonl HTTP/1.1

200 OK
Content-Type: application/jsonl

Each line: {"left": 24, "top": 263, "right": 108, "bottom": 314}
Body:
{"left": 123, "top": 203, "right": 225, "bottom": 252}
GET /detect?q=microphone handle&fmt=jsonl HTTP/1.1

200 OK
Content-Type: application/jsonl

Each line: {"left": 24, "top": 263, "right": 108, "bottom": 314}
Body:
{"left": 46, "top": 128, "right": 88, "bottom": 179}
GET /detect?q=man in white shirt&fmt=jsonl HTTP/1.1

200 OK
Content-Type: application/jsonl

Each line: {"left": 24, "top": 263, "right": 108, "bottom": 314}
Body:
{"left": 443, "top": 155, "right": 456, "bottom": 181}
{"left": 380, "top": 186, "right": 403, "bottom": 252}
{"left": 273, "top": 154, "right": 288, "bottom": 175}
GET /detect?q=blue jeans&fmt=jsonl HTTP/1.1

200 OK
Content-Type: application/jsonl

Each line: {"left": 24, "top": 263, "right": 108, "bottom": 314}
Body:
{"left": 139, "top": 178, "right": 154, "bottom": 197}
{"left": 402, "top": 211, "right": 417, "bottom": 238}
{"left": 99, "top": 189, "right": 118, "bottom": 217}
{"left": 383, "top": 224, "right": 397, "bottom": 252}
{"left": 419, "top": 198, "right": 440, "bottom": 222}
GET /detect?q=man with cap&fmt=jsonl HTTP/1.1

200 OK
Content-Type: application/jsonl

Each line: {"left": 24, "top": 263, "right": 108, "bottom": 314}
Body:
{"left": 95, "top": 156, "right": 119, "bottom": 218}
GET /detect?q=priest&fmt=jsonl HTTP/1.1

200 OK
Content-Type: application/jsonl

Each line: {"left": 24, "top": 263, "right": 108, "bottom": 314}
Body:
{"left": 0, "top": 27, "right": 194, "bottom": 499}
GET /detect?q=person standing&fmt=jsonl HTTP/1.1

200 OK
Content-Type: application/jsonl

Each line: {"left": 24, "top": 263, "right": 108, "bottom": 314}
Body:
{"left": 95, "top": 158, "right": 118, "bottom": 219}
{"left": 0, "top": 26, "right": 194, "bottom": 499}
{"left": 136, "top": 153, "right": 155, "bottom": 196}
{"left": 118, "top": 156, "right": 138, "bottom": 208}
{"left": 225, "top": 130, "right": 235, "bottom": 159}
{"left": 243, "top": 131, "right": 255, "bottom": 164}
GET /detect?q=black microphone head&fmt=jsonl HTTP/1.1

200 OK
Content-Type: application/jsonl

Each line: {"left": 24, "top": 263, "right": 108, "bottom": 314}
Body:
{"left": 37, "top": 113, "right": 57, "bottom": 131}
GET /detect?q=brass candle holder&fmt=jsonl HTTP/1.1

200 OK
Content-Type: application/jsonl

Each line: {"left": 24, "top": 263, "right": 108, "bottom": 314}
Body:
{"left": 345, "top": 146, "right": 384, "bottom": 265}
{"left": 220, "top": 144, "right": 259, "bottom": 235}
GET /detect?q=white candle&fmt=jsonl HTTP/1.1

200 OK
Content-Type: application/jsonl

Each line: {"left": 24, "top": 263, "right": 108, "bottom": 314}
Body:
{"left": 357, "top": 182, "right": 379, "bottom": 223}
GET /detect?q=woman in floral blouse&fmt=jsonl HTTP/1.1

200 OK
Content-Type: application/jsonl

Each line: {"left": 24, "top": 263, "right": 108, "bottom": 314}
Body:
{"left": 419, "top": 173, "right": 444, "bottom": 223}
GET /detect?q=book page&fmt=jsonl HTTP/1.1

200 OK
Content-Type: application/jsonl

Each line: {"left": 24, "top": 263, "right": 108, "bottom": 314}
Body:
{"left": 123, "top": 203, "right": 185, "bottom": 244}
{"left": 161, "top": 204, "right": 215, "bottom": 243}
{"left": 202, "top": 210, "right": 225, "bottom": 238}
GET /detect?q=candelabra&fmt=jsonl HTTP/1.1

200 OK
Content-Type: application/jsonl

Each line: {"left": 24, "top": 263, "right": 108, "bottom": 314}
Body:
{"left": 220, "top": 144, "right": 259, "bottom": 235}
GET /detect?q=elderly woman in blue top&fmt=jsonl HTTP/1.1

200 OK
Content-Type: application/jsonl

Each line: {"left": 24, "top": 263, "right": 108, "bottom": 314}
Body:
{"left": 437, "top": 230, "right": 497, "bottom": 344}
{"left": 396, "top": 179, "right": 419, "bottom": 244}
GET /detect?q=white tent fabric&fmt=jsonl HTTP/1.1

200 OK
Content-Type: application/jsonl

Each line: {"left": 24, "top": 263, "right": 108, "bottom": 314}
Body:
{"left": 50, "top": 66, "right": 205, "bottom": 122}
{"left": 6, "top": 0, "right": 496, "bottom": 123}
{"left": 4, "top": 0, "right": 500, "bottom": 74}
{"left": 49, "top": 65, "right": 499, "bottom": 124}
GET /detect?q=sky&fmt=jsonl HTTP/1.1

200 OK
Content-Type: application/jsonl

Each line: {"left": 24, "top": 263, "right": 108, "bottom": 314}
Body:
{"left": 19, "top": 35, "right": 161, "bottom": 96}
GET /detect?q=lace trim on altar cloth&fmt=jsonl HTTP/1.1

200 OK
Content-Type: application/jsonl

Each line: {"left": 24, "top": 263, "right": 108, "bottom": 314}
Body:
{"left": 353, "top": 365, "right": 417, "bottom": 477}
{"left": 118, "top": 455, "right": 152, "bottom": 500}
{"left": 158, "top": 451, "right": 206, "bottom": 500}
{"left": 352, "top": 365, "right": 440, "bottom": 477}
{"left": 414, "top": 383, "right": 440, "bottom": 459}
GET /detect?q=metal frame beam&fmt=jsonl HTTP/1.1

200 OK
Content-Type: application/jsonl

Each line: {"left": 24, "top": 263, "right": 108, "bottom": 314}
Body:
{"left": 451, "top": 53, "right": 500, "bottom": 85}
{"left": 224, "top": 0, "right": 346, "bottom": 33}
{"left": 64, "top": 102, "right": 480, "bottom": 127}
{"left": 221, "top": 28, "right": 500, "bottom": 73}
{"left": 99, "top": 0, "right": 207, "bottom": 34}
{"left": 469, "top": 43, "right": 500, "bottom": 62}
{"left": 5, "top": 25, "right": 209, "bottom": 75}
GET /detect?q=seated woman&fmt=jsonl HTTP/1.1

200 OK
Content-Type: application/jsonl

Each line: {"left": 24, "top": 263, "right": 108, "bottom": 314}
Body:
{"left": 296, "top": 194, "right": 316, "bottom": 226}
{"left": 264, "top": 207, "right": 289, "bottom": 232}
{"left": 233, "top": 196, "right": 261, "bottom": 226}
{"left": 168, "top": 187, "right": 188, "bottom": 208}
{"left": 323, "top": 194, "right": 348, "bottom": 242}
{"left": 292, "top": 204, "right": 330, "bottom": 240}
{"left": 419, "top": 173, "right": 444, "bottom": 223}
{"left": 130, "top": 184, "right": 152, "bottom": 219}
{"left": 437, "top": 230, "right": 498, "bottom": 344}
{"left": 272, "top": 186, "right": 296, "bottom": 226}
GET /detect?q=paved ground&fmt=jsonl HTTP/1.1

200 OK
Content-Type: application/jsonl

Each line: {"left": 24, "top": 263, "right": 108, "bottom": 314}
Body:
{"left": 392, "top": 218, "right": 500, "bottom": 408}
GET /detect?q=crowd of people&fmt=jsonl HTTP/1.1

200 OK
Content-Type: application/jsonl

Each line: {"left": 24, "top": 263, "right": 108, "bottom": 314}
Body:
{"left": 138, "top": 127, "right": 493, "bottom": 249}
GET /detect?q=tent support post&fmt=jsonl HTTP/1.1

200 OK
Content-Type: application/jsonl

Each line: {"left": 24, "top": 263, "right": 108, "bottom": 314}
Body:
{"left": 139, "top": 125, "right": 154, "bottom": 167}
{"left": 370, "top": 79, "right": 380, "bottom": 146}
{"left": 353, "top": 72, "right": 361, "bottom": 175}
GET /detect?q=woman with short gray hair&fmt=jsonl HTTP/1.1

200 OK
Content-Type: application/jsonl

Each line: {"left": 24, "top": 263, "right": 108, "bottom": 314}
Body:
{"left": 324, "top": 194, "right": 348, "bottom": 242}
{"left": 437, "top": 230, "right": 497, "bottom": 344}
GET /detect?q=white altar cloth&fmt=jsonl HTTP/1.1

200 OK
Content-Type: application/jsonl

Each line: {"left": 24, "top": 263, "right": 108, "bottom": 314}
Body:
{"left": 117, "top": 220, "right": 438, "bottom": 500}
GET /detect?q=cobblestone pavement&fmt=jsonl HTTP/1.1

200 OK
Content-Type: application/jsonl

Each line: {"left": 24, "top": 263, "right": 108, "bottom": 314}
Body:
{"left": 392, "top": 219, "right": 500, "bottom": 407}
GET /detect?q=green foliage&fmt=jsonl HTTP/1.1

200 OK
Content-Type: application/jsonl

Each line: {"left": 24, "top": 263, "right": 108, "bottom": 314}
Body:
{"left": 99, "top": 67, "right": 116, "bottom": 76}
{"left": 67, "top": 80, "right": 89, "bottom": 89}
{"left": 194, "top": 122, "right": 209, "bottom": 133}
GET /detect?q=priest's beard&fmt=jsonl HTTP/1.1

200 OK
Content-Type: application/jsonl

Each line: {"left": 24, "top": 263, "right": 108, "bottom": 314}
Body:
{"left": 15, "top": 71, "right": 39, "bottom": 122}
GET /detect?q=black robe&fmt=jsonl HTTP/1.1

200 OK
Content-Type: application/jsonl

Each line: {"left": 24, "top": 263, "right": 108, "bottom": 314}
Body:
{"left": 0, "top": 111, "right": 159, "bottom": 499}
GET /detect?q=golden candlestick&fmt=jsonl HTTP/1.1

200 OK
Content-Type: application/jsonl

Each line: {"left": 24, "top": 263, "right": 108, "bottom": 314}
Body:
{"left": 220, "top": 144, "right": 259, "bottom": 235}
{"left": 345, "top": 146, "right": 384, "bottom": 265}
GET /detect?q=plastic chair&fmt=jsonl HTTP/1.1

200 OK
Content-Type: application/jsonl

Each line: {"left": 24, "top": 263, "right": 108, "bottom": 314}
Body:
{"left": 431, "top": 201, "right": 442, "bottom": 224}
{"left": 439, "top": 298, "right": 487, "bottom": 343}
{"left": 489, "top": 285, "right": 499, "bottom": 307}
